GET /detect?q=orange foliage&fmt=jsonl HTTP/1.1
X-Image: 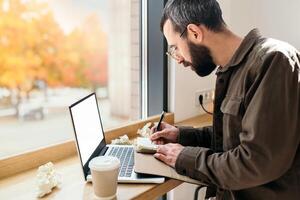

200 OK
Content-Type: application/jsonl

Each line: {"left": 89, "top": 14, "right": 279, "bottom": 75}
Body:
{"left": 0, "top": 0, "right": 108, "bottom": 92}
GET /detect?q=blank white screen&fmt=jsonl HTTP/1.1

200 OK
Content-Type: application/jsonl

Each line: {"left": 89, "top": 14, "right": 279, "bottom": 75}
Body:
{"left": 70, "top": 94, "right": 104, "bottom": 164}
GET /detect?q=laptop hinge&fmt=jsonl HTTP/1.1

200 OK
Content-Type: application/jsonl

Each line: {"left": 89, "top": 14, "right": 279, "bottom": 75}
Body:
{"left": 100, "top": 146, "right": 109, "bottom": 155}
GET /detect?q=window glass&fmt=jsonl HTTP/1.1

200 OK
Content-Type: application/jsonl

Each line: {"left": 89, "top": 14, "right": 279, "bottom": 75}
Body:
{"left": 0, "top": 0, "right": 141, "bottom": 158}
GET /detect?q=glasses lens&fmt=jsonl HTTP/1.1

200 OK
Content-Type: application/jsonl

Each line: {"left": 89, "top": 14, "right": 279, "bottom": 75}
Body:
{"left": 168, "top": 46, "right": 176, "bottom": 56}
{"left": 166, "top": 51, "right": 179, "bottom": 60}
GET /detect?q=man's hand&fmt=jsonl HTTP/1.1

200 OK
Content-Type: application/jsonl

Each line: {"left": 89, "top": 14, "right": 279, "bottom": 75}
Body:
{"left": 154, "top": 143, "right": 184, "bottom": 168}
{"left": 150, "top": 122, "right": 179, "bottom": 145}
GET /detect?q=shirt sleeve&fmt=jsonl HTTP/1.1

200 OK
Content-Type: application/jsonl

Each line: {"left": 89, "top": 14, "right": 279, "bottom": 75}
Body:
{"left": 177, "top": 126, "right": 212, "bottom": 148}
{"left": 175, "top": 52, "right": 300, "bottom": 190}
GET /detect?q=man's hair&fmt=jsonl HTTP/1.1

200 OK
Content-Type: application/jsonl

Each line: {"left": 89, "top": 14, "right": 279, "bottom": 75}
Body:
{"left": 160, "top": 0, "right": 225, "bottom": 36}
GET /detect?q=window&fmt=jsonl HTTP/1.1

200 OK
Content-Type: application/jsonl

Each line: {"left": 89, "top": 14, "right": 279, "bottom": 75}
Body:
{"left": 145, "top": 0, "right": 168, "bottom": 117}
{"left": 0, "top": 0, "right": 141, "bottom": 158}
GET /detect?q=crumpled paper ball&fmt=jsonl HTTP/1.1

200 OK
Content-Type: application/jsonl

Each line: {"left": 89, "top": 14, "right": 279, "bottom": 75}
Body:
{"left": 111, "top": 134, "right": 132, "bottom": 145}
{"left": 137, "top": 122, "right": 153, "bottom": 138}
{"left": 36, "top": 162, "right": 61, "bottom": 198}
{"left": 135, "top": 137, "right": 158, "bottom": 153}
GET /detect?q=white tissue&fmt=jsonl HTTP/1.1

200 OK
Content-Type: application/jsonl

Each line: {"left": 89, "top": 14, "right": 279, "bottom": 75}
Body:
{"left": 111, "top": 134, "right": 132, "bottom": 145}
{"left": 137, "top": 122, "right": 153, "bottom": 138}
{"left": 135, "top": 137, "right": 158, "bottom": 153}
{"left": 36, "top": 162, "right": 61, "bottom": 198}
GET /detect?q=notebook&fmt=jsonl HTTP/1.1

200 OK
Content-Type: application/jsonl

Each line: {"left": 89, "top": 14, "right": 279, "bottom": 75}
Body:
{"left": 134, "top": 151, "right": 207, "bottom": 185}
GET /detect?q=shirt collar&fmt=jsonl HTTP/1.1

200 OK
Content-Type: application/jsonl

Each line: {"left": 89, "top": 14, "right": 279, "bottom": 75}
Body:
{"left": 217, "top": 28, "right": 262, "bottom": 73}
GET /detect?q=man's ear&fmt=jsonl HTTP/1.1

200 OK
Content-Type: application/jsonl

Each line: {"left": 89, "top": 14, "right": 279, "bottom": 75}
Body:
{"left": 186, "top": 24, "right": 203, "bottom": 43}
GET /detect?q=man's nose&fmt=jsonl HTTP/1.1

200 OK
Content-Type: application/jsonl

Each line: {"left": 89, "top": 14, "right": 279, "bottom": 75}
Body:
{"left": 176, "top": 56, "right": 184, "bottom": 65}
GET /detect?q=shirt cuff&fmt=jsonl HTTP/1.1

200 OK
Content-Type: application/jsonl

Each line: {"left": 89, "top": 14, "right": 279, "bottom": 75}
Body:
{"left": 175, "top": 146, "right": 200, "bottom": 177}
{"left": 177, "top": 126, "right": 196, "bottom": 145}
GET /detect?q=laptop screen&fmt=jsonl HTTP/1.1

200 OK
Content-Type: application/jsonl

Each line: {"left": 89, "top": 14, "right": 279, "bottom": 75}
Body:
{"left": 69, "top": 94, "right": 104, "bottom": 164}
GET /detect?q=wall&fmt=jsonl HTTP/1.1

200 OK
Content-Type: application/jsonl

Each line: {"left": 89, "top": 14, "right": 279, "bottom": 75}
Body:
{"left": 130, "top": 0, "right": 141, "bottom": 120}
{"left": 108, "top": 0, "right": 131, "bottom": 118}
{"left": 228, "top": 0, "right": 300, "bottom": 49}
{"left": 108, "top": 0, "right": 140, "bottom": 120}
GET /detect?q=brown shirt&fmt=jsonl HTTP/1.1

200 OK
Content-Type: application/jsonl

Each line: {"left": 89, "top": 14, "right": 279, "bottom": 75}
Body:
{"left": 175, "top": 29, "right": 300, "bottom": 200}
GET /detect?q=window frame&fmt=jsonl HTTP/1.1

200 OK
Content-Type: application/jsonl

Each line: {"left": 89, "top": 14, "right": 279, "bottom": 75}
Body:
{"left": 141, "top": 0, "right": 168, "bottom": 118}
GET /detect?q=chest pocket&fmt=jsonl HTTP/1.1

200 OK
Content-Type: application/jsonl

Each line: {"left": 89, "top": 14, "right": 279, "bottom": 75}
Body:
{"left": 220, "top": 96, "right": 243, "bottom": 116}
{"left": 220, "top": 96, "right": 243, "bottom": 150}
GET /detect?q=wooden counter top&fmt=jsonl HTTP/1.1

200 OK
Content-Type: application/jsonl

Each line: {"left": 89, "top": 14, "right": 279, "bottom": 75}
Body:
{"left": 0, "top": 156, "right": 182, "bottom": 200}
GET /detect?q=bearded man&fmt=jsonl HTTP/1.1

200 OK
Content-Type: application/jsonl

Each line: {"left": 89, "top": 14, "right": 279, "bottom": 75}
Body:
{"left": 151, "top": 0, "right": 300, "bottom": 199}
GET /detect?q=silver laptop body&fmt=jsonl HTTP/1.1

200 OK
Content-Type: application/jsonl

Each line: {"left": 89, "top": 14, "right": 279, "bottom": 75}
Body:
{"left": 69, "top": 93, "right": 164, "bottom": 183}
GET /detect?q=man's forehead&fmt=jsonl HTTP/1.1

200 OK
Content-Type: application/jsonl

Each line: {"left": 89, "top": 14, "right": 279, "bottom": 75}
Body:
{"left": 163, "top": 19, "right": 177, "bottom": 45}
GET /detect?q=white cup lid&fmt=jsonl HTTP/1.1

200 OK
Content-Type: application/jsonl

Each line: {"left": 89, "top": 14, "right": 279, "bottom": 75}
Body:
{"left": 89, "top": 156, "right": 120, "bottom": 171}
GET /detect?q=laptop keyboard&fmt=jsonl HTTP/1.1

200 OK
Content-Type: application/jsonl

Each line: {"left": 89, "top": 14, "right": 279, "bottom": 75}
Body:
{"left": 107, "top": 146, "right": 134, "bottom": 177}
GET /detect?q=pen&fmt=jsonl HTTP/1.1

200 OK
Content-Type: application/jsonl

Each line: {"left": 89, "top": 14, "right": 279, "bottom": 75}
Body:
{"left": 156, "top": 111, "right": 165, "bottom": 131}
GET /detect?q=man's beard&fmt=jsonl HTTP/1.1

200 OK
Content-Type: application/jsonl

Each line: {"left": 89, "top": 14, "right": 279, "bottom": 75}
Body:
{"left": 182, "top": 41, "right": 217, "bottom": 77}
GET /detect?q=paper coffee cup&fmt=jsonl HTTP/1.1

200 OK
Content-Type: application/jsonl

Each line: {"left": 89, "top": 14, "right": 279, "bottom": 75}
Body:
{"left": 89, "top": 156, "right": 120, "bottom": 200}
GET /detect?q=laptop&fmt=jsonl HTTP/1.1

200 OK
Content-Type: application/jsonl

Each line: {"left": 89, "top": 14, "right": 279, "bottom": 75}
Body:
{"left": 69, "top": 93, "right": 165, "bottom": 183}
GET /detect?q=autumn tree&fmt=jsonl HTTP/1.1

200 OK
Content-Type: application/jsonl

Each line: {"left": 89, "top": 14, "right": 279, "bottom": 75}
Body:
{"left": 0, "top": 0, "right": 108, "bottom": 116}
{"left": 79, "top": 14, "right": 108, "bottom": 90}
{"left": 0, "top": 0, "right": 51, "bottom": 114}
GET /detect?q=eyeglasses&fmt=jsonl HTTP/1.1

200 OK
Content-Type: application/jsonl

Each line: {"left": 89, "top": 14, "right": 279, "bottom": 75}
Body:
{"left": 179, "top": 28, "right": 187, "bottom": 38}
{"left": 166, "top": 46, "right": 179, "bottom": 60}
{"left": 166, "top": 28, "right": 187, "bottom": 59}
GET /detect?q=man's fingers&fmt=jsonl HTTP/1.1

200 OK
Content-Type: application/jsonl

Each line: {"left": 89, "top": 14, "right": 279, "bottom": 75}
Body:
{"left": 153, "top": 139, "right": 164, "bottom": 145}
{"left": 156, "top": 145, "right": 168, "bottom": 154}
{"left": 157, "top": 140, "right": 164, "bottom": 145}
{"left": 150, "top": 130, "right": 167, "bottom": 140}
{"left": 150, "top": 126, "right": 156, "bottom": 133}
{"left": 159, "top": 121, "right": 166, "bottom": 126}
{"left": 154, "top": 153, "right": 169, "bottom": 164}
{"left": 151, "top": 122, "right": 167, "bottom": 132}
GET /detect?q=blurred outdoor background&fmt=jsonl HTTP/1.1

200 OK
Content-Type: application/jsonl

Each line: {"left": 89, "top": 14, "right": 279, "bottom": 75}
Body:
{"left": 0, "top": 0, "right": 141, "bottom": 158}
